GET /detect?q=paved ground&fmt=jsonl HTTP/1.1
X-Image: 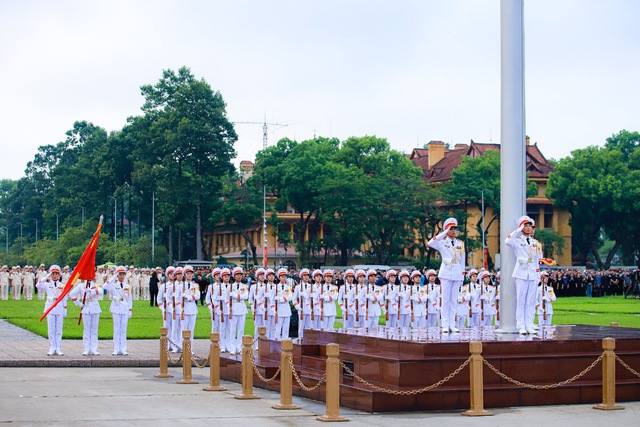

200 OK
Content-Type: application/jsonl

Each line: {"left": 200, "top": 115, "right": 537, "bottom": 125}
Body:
{"left": 1, "top": 319, "right": 639, "bottom": 426}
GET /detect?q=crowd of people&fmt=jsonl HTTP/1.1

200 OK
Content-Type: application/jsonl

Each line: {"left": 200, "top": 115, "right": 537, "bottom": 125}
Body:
{"left": 9, "top": 215, "right": 640, "bottom": 357}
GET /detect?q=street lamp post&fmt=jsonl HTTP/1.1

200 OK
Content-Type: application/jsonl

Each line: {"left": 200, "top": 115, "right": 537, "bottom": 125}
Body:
{"left": 482, "top": 190, "right": 486, "bottom": 270}
{"left": 151, "top": 192, "right": 156, "bottom": 263}
{"left": 110, "top": 197, "right": 117, "bottom": 244}
{"left": 0, "top": 227, "right": 7, "bottom": 254}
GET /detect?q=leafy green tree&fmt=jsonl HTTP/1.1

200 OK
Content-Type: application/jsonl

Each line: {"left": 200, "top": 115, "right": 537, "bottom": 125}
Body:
{"left": 137, "top": 66, "right": 237, "bottom": 260}
{"left": 547, "top": 143, "right": 640, "bottom": 268}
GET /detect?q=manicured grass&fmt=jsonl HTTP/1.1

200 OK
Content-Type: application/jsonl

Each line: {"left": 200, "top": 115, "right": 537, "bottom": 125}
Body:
{"left": 1, "top": 295, "right": 639, "bottom": 339}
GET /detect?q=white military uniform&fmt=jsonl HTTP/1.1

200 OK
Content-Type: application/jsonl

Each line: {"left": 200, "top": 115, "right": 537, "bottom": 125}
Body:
{"left": 264, "top": 281, "right": 277, "bottom": 339}
{"left": 36, "top": 273, "right": 68, "bottom": 355}
{"left": 228, "top": 281, "right": 248, "bottom": 353}
{"left": 397, "top": 280, "right": 412, "bottom": 328}
{"left": 0, "top": 269, "right": 10, "bottom": 300}
{"left": 103, "top": 274, "right": 133, "bottom": 355}
{"left": 410, "top": 283, "right": 428, "bottom": 328}
{"left": 428, "top": 220, "right": 465, "bottom": 332}
{"left": 366, "top": 283, "right": 385, "bottom": 329}
{"left": 468, "top": 281, "right": 482, "bottom": 327}
{"left": 11, "top": 269, "right": 23, "bottom": 300}
{"left": 536, "top": 284, "right": 556, "bottom": 325}
{"left": 385, "top": 280, "right": 399, "bottom": 328}
{"left": 426, "top": 282, "right": 441, "bottom": 328}
{"left": 339, "top": 280, "right": 357, "bottom": 329}
{"left": 505, "top": 218, "right": 542, "bottom": 333}
{"left": 70, "top": 281, "right": 102, "bottom": 355}
{"left": 294, "top": 279, "right": 313, "bottom": 336}
{"left": 22, "top": 268, "right": 35, "bottom": 300}
{"left": 456, "top": 284, "right": 471, "bottom": 328}
{"left": 320, "top": 282, "right": 338, "bottom": 330}
{"left": 249, "top": 280, "right": 266, "bottom": 339}
{"left": 128, "top": 269, "right": 141, "bottom": 300}
{"left": 480, "top": 279, "right": 498, "bottom": 327}
{"left": 36, "top": 267, "right": 48, "bottom": 300}
{"left": 218, "top": 281, "right": 232, "bottom": 351}
{"left": 205, "top": 280, "right": 222, "bottom": 334}
{"left": 157, "top": 280, "right": 178, "bottom": 351}
{"left": 275, "top": 281, "right": 293, "bottom": 338}
{"left": 181, "top": 280, "right": 200, "bottom": 343}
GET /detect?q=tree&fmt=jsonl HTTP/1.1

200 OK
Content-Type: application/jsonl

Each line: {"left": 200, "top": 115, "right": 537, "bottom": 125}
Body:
{"left": 547, "top": 142, "right": 640, "bottom": 269}
{"left": 605, "top": 129, "right": 640, "bottom": 161}
{"left": 137, "top": 67, "right": 237, "bottom": 260}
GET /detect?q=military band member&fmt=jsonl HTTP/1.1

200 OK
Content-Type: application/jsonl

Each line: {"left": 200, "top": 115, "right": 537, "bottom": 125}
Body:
{"left": 295, "top": 268, "right": 313, "bottom": 337}
{"left": 355, "top": 269, "right": 367, "bottom": 328}
{"left": 339, "top": 269, "right": 357, "bottom": 329}
{"left": 479, "top": 271, "right": 497, "bottom": 327}
{"left": 264, "top": 269, "right": 277, "bottom": 339}
{"left": 103, "top": 266, "right": 133, "bottom": 356}
{"left": 410, "top": 271, "right": 427, "bottom": 328}
{"left": 275, "top": 268, "right": 293, "bottom": 339}
{"left": 181, "top": 265, "right": 200, "bottom": 343}
{"left": 505, "top": 215, "right": 542, "bottom": 335}
{"left": 428, "top": 217, "right": 465, "bottom": 333}
{"left": 249, "top": 268, "right": 266, "bottom": 340}
{"left": 397, "top": 270, "right": 412, "bottom": 328}
{"left": 70, "top": 279, "right": 102, "bottom": 355}
{"left": 310, "top": 269, "right": 323, "bottom": 329}
{"left": 36, "top": 265, "right": 68, "bottom": 355}
{"left": 456, "top": 281, "right": 470, "bottom": 329}
{"left": 468, "top": 269, "right": 482, "bottom": 327}
{"left": 23, "top": 266, "right": 35, "bottom": 300}
{"left": 384, "top": 270, "right": 399, "bottom": 328}
{"left": 320, "top": 269, "right": 338, "bottom": 330}
{"left": 424, "top": 269, "right": 441, "bottom": 328}
{"left": 536, "top": 271, "right": 556, "bottom": 325}
{"left": 0, "top": 265, "right": 9, "bottom": 300}
{"left": 157, "top": 266, "right": 178, "bottom": 352}
{"left": 229, "top": 267, "right": 249, "bottom": 354}
{"left": 366, "top": 269, "right": 385, "bottom": 329}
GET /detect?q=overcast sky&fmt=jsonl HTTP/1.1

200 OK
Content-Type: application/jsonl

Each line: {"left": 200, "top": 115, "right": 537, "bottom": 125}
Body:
{"left": 1, "top": 0, "right": 638, "bottom": 180}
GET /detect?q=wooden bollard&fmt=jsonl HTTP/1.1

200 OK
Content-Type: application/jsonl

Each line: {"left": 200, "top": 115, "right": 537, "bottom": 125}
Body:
{"left": 317, "top": 343, "right": 349, "bottom": 422}
{"left": 154, "top": 327, "right": 173, "bottom": 378}
{"left": 177, "top": 330, "right": 198, "bottom": 384}
{"left": 610, "top": 322, "right": 619, "bottom": 327}
{"left": 462, "top": 341, "right": 493, "bottom": 416}
{"left": 235, "top": 335, "right": 260, "bottom": 399}
{"left": 203, "top": 332, "right": 226, "bottom": 391}
{"left": 593, "top": 337, "right": 624, "bottom": 410}
{"left": 273, "top": 339, "right": 301, "bottom": 410}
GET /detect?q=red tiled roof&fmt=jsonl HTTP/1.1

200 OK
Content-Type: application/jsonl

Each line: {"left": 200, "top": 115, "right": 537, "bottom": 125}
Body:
{"left": 411, "top": 139, "right": 555, "bottom": 183}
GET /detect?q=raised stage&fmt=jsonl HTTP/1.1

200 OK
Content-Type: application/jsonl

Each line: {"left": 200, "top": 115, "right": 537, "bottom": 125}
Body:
{"left": 219, "top": 325, "right": 640, "bottom": 412}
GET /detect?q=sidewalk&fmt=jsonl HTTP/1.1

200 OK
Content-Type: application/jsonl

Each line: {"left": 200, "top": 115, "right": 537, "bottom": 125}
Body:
{"left": 0, "top": 319, "right": 639, "bottom": 426}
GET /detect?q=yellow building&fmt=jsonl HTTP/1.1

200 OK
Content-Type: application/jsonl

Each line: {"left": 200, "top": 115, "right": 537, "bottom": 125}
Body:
{"left": 207, "top": 137, "right": 572, "bottom": 268}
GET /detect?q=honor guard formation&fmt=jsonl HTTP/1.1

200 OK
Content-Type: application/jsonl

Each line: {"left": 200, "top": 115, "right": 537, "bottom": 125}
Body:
{"left": 6, "top": 215, "right": 638, "bottom": 357}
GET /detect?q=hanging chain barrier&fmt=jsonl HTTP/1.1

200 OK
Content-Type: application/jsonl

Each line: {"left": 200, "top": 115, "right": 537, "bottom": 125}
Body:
{"left": 615, "top": 354, "right": 640, "bottom": 378}
{"left": 164, "top": 338, "right": 183, "bottom": 366}
{"left": 340, "top": 357, "right": 471, "bottom": 395}
{"left": 248, "top": 351, "right": 281, "bottom": 383}
{"left": 287, "top": 354, "right": 327, "bottom": 392}
{"left": 482, "top": 353, "right": 604, "bottom": 389}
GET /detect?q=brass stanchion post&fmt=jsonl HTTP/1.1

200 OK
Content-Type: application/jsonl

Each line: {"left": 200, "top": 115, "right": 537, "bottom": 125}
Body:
{"left": 273, "top": 339, "right": 301, "bottom": 410}
{"left": 462, "top": 341, "right": 493, "bottom": 416}
{"left": 177, "top": 330, "right": 198, "bottom": 384}
{"left": 317, "top": 343, "right": 349, "bottom": 422}
{"left": 235, "top": 335, "right": 260, "bottom": 399}
{"left": 594, "top": 337, "right": 624, "bottom": 410}
{"left": 154, "top": 327, "right": 173, "bottom": 378}
{"left": 203, "top": 332, "right": 227, "bottom": 391}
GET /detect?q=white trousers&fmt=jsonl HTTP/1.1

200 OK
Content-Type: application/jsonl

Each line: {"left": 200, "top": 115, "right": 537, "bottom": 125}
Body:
{"left": 398, "top": 313, "right": 411, "bottom": 328}
{"left": 219, "top": 316, "right": 230, "bottom": 351}
{"left": 24, "top": 284, "right": 34, "bottom": 300}
{"left": 276, "top": 316, "right": 291, "bottom": 340}
{"left": 456, "top": 314, "right": 468, "bottom": 328}
{"left": 412, "top": 315, "right": 426, "bottom": 328}
{"left": 47, "top": 313, "right": 64, "bottom": 352}
{"left": 253, "top": 313, "right": 266, "bottom": 339}
{"left": 112, "top": 313, "right": 129, "bottom": 353}
{"left": 426, "top": 314, "right": 438, "bottom": 328}
{"left": 469, "top": 313, "right": 481, "bottom": 327}
{"left": 266, "top": 315, "right": 276, "bottom": 339}
{"left": 386, "top": 314, "right": 398, "bottom": 328}
{"left": 0, "top": 284, "right": 8, "bottom": 300}
{"left": 322, "top": 315, "right": 335, "bottom": 331}
{"left": 342, "top": 312, "right": 355, "bottom": 329}
{"left": 515, "top": 278, "right": 537, "bottom": 330}
{"left": 228, "top": 314, "right": 246, "bottom": 353}
{"left": 440, "top": 279, "right": 462, "bottom": 329}
{"left": 82, "top": 313, "right": 100, "bottom": 353}
{"left": 298, "top": 313, "right": 311, "bottom": 337}
{"left": 12, "top": 284, "right": 22, "bottom": 300}
{"left": 181, "top": 314, "right": 196, "bottom": 342}
{"left": 367, "top": 315, "right": 380, "bottom": 329}
{"left": 482, "top": 315, "right": 494, "bottom": 327}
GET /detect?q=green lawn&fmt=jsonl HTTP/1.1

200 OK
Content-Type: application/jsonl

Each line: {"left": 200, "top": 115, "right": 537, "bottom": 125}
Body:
{"left": 1, "top": 296, "right": 639, "bottom": 339}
